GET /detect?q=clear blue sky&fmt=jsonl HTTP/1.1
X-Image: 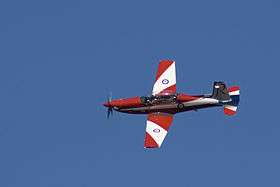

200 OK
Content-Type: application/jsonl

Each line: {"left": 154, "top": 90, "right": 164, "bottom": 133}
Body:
{"left": 1, "top": 0, "right": 280, "bottom": 186}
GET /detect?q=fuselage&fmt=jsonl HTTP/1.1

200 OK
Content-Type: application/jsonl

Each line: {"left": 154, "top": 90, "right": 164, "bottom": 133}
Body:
{"left": 103, "top": 93, "right": 223, "bottom": 115}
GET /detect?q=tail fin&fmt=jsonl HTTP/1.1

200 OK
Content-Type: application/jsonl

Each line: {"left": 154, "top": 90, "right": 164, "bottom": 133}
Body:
{"left": 224, "top": 86, "right": 240, "bottom": 116}
{"left": 211, "top": 81, "right": 231, "bottom": 102}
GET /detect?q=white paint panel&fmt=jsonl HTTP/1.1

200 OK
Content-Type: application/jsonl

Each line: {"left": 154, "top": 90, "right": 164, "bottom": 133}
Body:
{"left": 183, "top": 98, "right": 219, "bottom": 107}
{"left": 229, "top": 90, "right": 240, "bottom": 96}
{"left": 146, "top": 120, "right": 168, "bottom": 147}
{"left": 152, "top": 62, "right": 176, "bottom": 95}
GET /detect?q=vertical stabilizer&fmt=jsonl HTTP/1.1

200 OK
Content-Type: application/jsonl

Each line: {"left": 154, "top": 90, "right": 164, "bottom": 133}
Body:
{"left": 211, "top": 81, "right": 231, "bottom": 102}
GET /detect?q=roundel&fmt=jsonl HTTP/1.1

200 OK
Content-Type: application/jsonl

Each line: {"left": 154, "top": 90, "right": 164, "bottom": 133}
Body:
{"left": 153, "top": 128, "right": 160, "bottom": 133}
{"left": 162, "top": 79, "right": 169, "bottom": 84}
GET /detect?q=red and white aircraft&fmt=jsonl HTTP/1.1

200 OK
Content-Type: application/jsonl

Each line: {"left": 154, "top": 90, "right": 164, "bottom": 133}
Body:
{"left": 103, "top": 60, "right": 240, "bottom": 148}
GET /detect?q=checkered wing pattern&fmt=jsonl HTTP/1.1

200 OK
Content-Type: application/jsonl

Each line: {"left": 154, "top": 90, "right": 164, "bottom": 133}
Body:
{"left": 144, "top": 113, "right": 174, "bottom": 148}
{"left": 152, "top": 60, "right": 176, "bottom": 95}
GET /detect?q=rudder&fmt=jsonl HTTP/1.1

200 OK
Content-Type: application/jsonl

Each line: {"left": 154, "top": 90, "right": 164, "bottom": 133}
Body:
{"left": 224, "top": 86, "right": 240, "bottom": 116}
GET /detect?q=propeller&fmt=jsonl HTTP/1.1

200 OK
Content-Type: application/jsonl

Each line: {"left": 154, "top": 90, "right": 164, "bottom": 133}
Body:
{"left": 106, "top": 92, "right": 113, "bottom": 119}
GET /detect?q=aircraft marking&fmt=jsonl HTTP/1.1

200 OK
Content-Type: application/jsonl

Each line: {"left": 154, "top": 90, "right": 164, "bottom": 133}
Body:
{"left": 162, "top": 79, "right": 169, "bottom": 84}
{"left": 153, "top": 128, "right": 161, "bottom": 133}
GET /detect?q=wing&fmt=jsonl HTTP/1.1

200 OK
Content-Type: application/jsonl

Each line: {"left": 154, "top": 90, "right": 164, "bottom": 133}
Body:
{"left": 144, "top": 112, "right": 174, "bottom": 148}
{"left": 152, "top": 60, "right": 176, "bottom": 95}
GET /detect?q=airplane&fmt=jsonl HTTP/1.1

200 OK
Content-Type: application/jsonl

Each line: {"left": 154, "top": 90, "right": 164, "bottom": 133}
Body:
{"left": 103, "top": 60, "right": 240, "bottom": 148}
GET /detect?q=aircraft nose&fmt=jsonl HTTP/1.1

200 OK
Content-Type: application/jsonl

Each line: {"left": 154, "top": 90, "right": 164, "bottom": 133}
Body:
{"left": 103, "top": 102, "right": 110, "bottom": 107}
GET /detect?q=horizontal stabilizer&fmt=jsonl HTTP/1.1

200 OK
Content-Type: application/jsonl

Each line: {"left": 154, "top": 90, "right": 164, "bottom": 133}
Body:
{"left": 224, "top": 105, "right": 237, "bottom": 115}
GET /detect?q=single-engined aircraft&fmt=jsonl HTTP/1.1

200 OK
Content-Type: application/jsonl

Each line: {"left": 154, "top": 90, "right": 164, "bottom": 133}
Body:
{"left": 103, "top": 60, "right": 240, "bottom": 148}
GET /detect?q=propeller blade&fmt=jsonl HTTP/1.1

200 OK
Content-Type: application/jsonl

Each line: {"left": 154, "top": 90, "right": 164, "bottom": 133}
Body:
{"left": 107, "top": 108, "right": 110, "bottom": 119}
{"left": 107, "top": 107, "right": 113, "bottom": 119}
{"left": 108, "top": 92, "right": 112, "bottom": 102}
{"left": 106, "top": 92, "right": 113, "bottom": 119}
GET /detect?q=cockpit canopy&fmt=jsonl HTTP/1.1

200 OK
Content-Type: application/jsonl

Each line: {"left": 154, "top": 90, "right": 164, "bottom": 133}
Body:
{"left": 140, "top": 94, "right": 177, "bottom": 105}
{"left": 140, "top": 93, "right": 200, "bottom": 106}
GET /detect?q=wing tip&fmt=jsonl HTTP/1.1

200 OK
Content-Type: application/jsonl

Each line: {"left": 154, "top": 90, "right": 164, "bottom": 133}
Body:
{"left": 144, "top": 132, "right": 159, "bottom": 148}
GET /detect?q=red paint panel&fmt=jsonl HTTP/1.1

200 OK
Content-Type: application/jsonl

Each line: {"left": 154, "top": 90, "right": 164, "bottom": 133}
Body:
{"left": 177, "top": 93, "right": 199, "bottom": 102}
{"left": 155, "top": 60, "right": 174, "bottom": 81}
{"left": 224, "top": 107, "right": 236, "bottom": 116}
{"left": 228, "top": 86, "right": 240, "bottom": 92}
{"left": 157, "top": 84, "right": 176, "bottom": 95}
{"left": 148, "top": 113, "right": 173, "bottom": 131}
{"left": 144, "top": 132, "right": 158, "bottom": 148}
